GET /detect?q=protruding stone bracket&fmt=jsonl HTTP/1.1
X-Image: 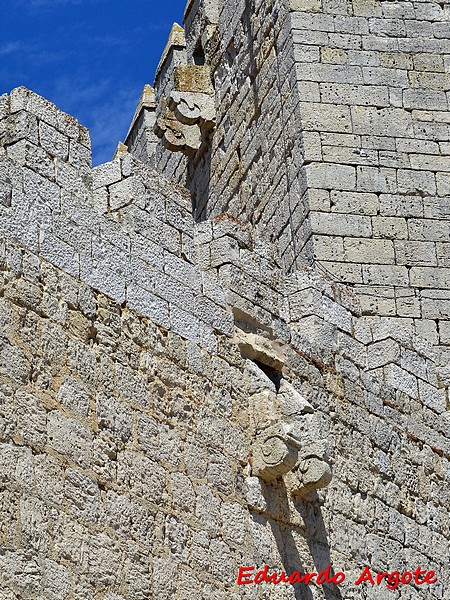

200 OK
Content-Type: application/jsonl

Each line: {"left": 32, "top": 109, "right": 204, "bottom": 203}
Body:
{"left": 155, "top": 65, "right": 216, "bottom": 157}
{"left": 169, "top": 91, "right": 215, "bottom": 129}
{"left": 245, "top": 359, "right": 332, "bottom": 498}
{"left": 155, "top": 98, "right": 202, "bottom": 156}
{"left": 252, "top": 422, "right": 301, "bottom": 480}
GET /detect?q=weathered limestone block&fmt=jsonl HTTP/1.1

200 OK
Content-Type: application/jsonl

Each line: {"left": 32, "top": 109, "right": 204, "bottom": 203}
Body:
{"left": 155, "top": 65, "right": 215, "bottom": 156}
{"left": 155, "top": 99, "right": 202, "bottom": 156}
{"left": 251, "top": 421, "right": 300, "bottom": 479}
{"left": 246, "top": 359, "right": 332, "bottom": 497}
{"left": 173, "top": 64, "right": 214, "bottom": 96}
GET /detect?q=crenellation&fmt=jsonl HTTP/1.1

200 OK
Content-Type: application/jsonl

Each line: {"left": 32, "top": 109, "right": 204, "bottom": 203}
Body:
{"left": 0, "top": 0, "right": 449, "bottom": 596}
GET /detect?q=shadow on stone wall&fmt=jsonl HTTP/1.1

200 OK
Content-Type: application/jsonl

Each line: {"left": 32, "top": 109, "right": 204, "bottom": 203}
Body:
{"left": 189, "top": 141, "right": 212, "bottom": 222}
{"left": 295, "top": 498, "right": 343, "bottom": 600}
{"left": 254, "top": 480, "right": 342, "bottom": 600}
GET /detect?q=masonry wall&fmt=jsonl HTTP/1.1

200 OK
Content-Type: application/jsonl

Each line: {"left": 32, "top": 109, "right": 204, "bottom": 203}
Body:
{"left": 152, "top": 25, "right": 191, "bottom": 191}
{"left": 0, "top": 87, "right": 449, "bottom": 599}
{"left": 125, "top": 107, "right": 158, "bottom": 165}
{"left": 149, "top": 0, "right": 311, "bottom": 272}
{"left": 292, "top": 0, "right": 450, "bottom": 366}
{"left": 132, "top": 0, "right": 450, "bottom": 367}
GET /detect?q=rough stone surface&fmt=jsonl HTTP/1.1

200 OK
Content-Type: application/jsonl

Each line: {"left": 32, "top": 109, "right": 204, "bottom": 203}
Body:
{"left": 0, "top": 0, "right": 449, "bottom": 598}
{"left": 144, "top": 0, "right": 450, "bottom": 369}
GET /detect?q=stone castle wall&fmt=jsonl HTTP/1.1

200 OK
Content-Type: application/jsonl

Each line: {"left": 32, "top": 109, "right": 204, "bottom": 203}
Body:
{"left": 0, "top": 79, "right": 448, "bottom": 600}
{"left": 292, "top": 0, "right": 450, "bottom": 366}
{"left": 135, "top": 0, "right": 450, "bottom": 369}
{"left": 150, "top": 0, "right": 309, "bottom": 273}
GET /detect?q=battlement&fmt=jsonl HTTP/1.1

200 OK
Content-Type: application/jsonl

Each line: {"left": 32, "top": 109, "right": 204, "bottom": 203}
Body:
{"left": 0, "top": 84, "right": 447, "bottom": 423}
{"left": 0, "top": 1, "right": 449, "bottom": 596}
{"left": 122, "top": 0, "right": 450, "bottom": 368}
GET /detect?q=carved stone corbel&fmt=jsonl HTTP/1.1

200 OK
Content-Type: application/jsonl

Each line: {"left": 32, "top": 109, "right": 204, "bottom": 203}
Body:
{"left": 246, "top": 363, "right": 332, "bottom": 497}
{"left": 251, "top": 422, "right": 301, "bottom": 480}
{"left": 169, "top": 91, "right": 215, "bottom": 129}
{"left": 155, "top": 65, "right": 216, "bottom": 156}
{"left": 154, "top": 98, "right": 203, "bottom": 156}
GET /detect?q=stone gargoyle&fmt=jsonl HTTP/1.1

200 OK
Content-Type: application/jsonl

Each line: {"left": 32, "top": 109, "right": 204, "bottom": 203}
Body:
{"left": 245, "top": 360, "right": 332, "bottom": 497}
{"left": 155, "top": 64, "right": 215, "bottom": 156}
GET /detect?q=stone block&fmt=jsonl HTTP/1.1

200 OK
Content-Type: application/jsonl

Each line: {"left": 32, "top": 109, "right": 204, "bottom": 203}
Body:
{"left": 322, "top": 260, "right": 364, "bottom": 283}
{"left": 296, "top": 62, "right": 364, "bottom": 84}
{"left": 0, "top": 550, "right": 43, "bottom": 598}
{"left": 394, "top": 241, "right": 437, "bottom": 266}
{"left": 47, "top": 411, "right": 93, "bottom": 467}
{"left": 313, "top": 235, "right": 344, "bottom": 261}
{"left": 300, "top": 102, "right": 352, "bottom": 133}
{"left": 291, "top": 11, "right": 335, "bottom": 31}
{"left": 290, "top": 0, "right": 322, "bottom": 10}
{"left": 323, "top": 295, "right": 353, "bottom": 332}
{"left": 39, "top": 121, "right": 69, "bottom": 161}
{"left": 171, "top": 472, "right": 196, "bottom": 513}
{"left": 39, "top": 229, "right": 79, "bottom": 278}
{"left": 410, "top": 266, "right": 450, "bottom": 289}
{"left": 330, "top": 190, "right": 379, "bottom": 215}
{"left": 372, "top": 216, "right": 408, "bottom": 239}
{"left": 379, "top": 194, "right": 423, "bottom": 218}
{"left": 0, "top": 110, "right": 39, "bottom": 146}
{"left": 164, "top": 251, "right": 202, "bottom": 291}
{"left": 57, "top": 376, "right": 91, "bottom": 417}
{"left": 42, "top": 560, "right": 71, "bottom": 600}
{"left": 0, "top": 339, "right": 28, "bottom": 384}
{"left": 96, "top": 393, "right": 133, "bottom": 444}
{"left": 106, "top": 490, "right": 154, "bottom": 546}
{"left": 195, "top": 485, "right": 221, "bottom": 534}
{"left": 410, "top": 153, "right": 450, "bottom": 173}
{"left": 351, "top": 105, "right": 411, "bottom": 136}
{"left": 395, "top": 291, "right": 421, "bottom": 318}
{"left": 408, "top": 219, "right": 449, "bottom": 242}
{"left": 69, "top": 139, "right": 92, "bottom": 171}
{"left": 397, "top": 169, "right": 436, "bottom": 196}
{"left": 6, "top": 139, "right": 55, "bottom": 181}
{"left": 362, "top": 264, "right": 409, "bottom": 286}
{"left": 80, "top": 259, "right": 126, "bottom": 305}
{"left": 357, "top": 288, "right": 397, "bottom": 317}
{"left": 65, "top": 468, "right": 104, "bottom": 525}
{"left": 195, "top": 295, "right": 234, "bottom": 336}
{"left": 15, "top": 392, "right": 47, "bottom": 449}
{"left": 294, "top": 45, "right": 321, "bottom": 63}
{"left": 109, "top": 176, "right": 145, "bottom": 211}
{"left": 438, "top": 320, "right": 450, "bottom": 345}
{"left": 344, "top": 237, "right": 395, "bottom": 264}
{"left": 367, "top": 339, "right": 401, "bottom": 369}
{"left": 404, "top": 89, "right": 447, "bottom": 111}
{"left": 306, "top": 163, "right": 356, "bottom": 190}
{"left": 424, "top": 196, "right": 450, "bottom": 220}
{"left": 356, "top": 166, "right": 396, "bottom": 194}
{"left": 311, "top": 211, "right": 372, "bottom": 236}
{"left": 418, "top": 380, "right": 446, "bottom": 414}
{"left": 320, "top": 83, "right": 389, "bottom": 107}
{"left": 320, "top": 46, "right": 348, "bottom": 64}
{"left": 436, "top": 172, "right": 450, "bottom": 196}
{"left": 93, "top": 160, "right": 122, "bottom": 188}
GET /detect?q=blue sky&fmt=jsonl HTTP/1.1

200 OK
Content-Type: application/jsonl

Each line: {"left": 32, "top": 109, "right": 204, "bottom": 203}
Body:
{"left": 0, "top": 0, "right": 186, "bottom": 165}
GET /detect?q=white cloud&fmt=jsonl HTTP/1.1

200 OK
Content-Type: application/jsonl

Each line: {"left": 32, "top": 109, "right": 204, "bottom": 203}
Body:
{"left": 0, "top": 42, "right": 25, "bottom": 56}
